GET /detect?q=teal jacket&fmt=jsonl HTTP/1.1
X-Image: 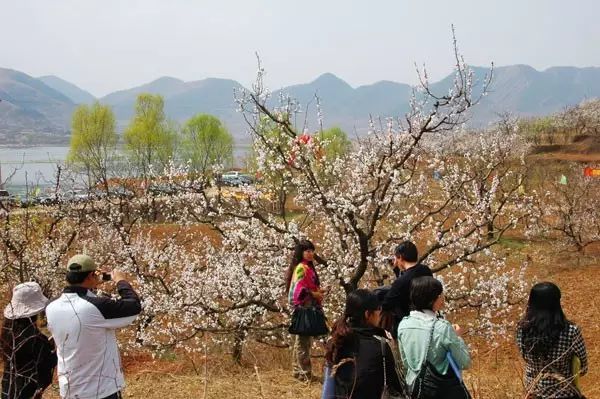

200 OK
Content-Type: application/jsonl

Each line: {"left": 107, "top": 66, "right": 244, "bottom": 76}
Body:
{"left": 397, "top": 310, "right": 471, "bottom": 388}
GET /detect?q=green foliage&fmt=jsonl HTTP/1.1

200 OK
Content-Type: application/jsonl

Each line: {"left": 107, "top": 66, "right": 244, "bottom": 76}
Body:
{"left": 68, "top": 102, "right": 117, "bottom": 187}
{"left": 517, "top": 116, "right": 557, "bottom": 145}
{"left": 180, "top": 114, "right": 233, "bottom": 175}
{"left": 124, "top": 93, "right": 176, "bottom": 176}
{"left": 498, "top": 237, "right": 527, "bottom": 250}
{"left": 517, "top": 99, "right": 600, "bottom": 146}
{"left": 317, "top": 126, "right": 351, "bottom": 159}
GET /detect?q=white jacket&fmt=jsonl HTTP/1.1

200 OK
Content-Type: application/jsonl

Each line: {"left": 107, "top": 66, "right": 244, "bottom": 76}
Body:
{"left": 46, "top": 281, "right": 141, "bottom": 399}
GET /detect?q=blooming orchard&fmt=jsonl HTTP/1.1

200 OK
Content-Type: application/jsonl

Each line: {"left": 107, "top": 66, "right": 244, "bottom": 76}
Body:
{"left": 0, "top": 43, "right": 539, "bottom": 358}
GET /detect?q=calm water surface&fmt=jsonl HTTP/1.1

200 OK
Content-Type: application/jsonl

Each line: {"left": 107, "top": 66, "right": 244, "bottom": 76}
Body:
{"left": 0, "top": 146, "right": 249, "bottom": 194}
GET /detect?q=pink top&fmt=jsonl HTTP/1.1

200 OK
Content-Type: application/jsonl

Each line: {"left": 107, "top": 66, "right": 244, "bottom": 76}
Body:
{"left": 288, "top": 261, "right": 322, "bottom": 307}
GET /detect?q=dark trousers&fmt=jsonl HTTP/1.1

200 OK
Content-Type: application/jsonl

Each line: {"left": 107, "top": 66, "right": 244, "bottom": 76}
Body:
{"left": 101, "top": 392, "right": 122, "bottom": 399}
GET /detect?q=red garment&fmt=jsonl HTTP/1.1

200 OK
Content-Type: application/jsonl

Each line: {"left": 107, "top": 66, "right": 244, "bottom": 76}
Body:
{"left": 288, "top": 261, "right": 322, "bottom": 307}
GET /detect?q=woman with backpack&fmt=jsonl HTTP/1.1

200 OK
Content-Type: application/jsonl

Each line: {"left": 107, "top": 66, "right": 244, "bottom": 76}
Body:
{"left": 517, "top": 282, "right": 588, "bottom": 399}
{"left": 324, "top": 289, "right": 406, "bottom": 398}
{"left": 286, "top": 239, "right": 327, "bottom": 381}
{"left": 1, "top": 282, "right": 57, "bottom": 399}
{"left": 397, "top": 276, "right": 471, "bottom": 399}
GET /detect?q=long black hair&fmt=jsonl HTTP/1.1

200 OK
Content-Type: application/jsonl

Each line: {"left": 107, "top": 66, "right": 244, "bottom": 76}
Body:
{"left": 0, "top": 316, "right": 38, "bottom": 362}
{"left": 325, "top": 289, "right": 381, "bottom": 365}
{"left": 285, "top": 239, "right": 316, "bottom": 292}
{"left": 518, "top": 282, "right": 569, "bottom": 356}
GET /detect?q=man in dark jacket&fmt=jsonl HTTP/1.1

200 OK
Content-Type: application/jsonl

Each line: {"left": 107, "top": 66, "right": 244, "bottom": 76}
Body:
{"left": 382, "top": 241, "right": 433, "bottom": 337}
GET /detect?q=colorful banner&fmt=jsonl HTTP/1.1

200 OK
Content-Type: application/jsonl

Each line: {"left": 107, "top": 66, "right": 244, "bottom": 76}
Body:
{"left": 583, "top": 167, "right": 600, "bottom": 177}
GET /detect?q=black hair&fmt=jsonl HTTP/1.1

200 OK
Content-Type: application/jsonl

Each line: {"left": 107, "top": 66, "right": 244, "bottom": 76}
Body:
{"left": 325, "top": 289, "right": 381, "bottom": 364}
{"left": 518, "top": 282, "right": 569, "bottom": 356}
{"left": 394, "top": 241, "right": 418, "bottom": 263}
{"left": 66, "top": 271, "right": 93, "bottom": 285}
{"left": 285, "top": 239, "right": 316, "bottom": 292}
{"left": 410, "top": 276, "right": 443, "bottom": 311}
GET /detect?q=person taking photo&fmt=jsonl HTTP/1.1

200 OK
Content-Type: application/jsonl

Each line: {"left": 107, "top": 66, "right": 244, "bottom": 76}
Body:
{"left": 46, "top": 254, "right": 142, "bottom": 399}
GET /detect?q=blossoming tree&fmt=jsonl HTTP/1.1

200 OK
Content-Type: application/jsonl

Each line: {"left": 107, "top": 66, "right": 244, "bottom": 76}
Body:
{"left": 0, "top": 38, "right": 539, "bottom": 359}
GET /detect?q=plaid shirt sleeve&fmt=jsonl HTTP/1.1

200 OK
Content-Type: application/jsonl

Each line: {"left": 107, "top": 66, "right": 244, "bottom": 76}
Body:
{"left": 516, "top": 328, "right": 524, "bottom": 355}
{"left": 572, "top": 325, "right": 588, "bottom": 375}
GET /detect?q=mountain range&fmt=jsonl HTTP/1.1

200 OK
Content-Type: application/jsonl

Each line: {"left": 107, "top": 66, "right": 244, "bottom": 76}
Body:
{"left": 1, "top": 65, "right": 600, "bottom": 144}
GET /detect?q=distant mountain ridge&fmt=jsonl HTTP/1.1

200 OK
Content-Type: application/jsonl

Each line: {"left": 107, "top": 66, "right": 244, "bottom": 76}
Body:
{"left": 1, "top": 65, "right": 600, "bottom": 144}
{"left": 0, "top": 68, "right": 75, "bottom": 143}
{"left": 100, "top": 77, "right": 246, "bottom": 132}
{"left": 39, "top": 75, "right": 96, "bottom": 104}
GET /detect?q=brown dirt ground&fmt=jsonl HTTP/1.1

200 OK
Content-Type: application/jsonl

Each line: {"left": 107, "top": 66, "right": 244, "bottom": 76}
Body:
{"left": 529, "top": 135, "right": 600, "bottom": 162}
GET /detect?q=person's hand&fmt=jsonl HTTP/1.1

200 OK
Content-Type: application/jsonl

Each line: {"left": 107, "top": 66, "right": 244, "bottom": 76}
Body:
{"left": 387, "top": 257, "right": 396, "bottom": 270}
{"left": 111, "top": 270, "right": 129, "bottom": 283}
{"left": 453, "top": 324, "right": 463, "bottom": 336}
{"left": 312, "top": 290, "right": 323, "bottom": 301}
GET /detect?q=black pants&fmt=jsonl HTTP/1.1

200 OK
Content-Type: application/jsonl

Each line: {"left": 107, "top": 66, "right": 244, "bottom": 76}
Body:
{"left": 101, "top": 392, "right": 122, "bottom": 399}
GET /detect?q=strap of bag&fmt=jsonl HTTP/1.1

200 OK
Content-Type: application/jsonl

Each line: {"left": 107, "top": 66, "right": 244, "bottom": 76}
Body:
{"left": 420, "top": 318, "right": 437, "bottom": 369}
{"left": 380, "top": 337, "right": 388, "bottom": 388}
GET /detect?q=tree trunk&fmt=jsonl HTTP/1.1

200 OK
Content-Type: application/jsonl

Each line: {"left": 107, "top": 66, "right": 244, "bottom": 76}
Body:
{"left": 232, "top": 329, "right": 246, "bottom": 364}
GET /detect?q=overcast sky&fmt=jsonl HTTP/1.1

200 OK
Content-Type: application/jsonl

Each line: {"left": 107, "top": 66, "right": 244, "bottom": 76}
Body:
{"left": 1, "top": 0, "right": 598, "bottom": 97}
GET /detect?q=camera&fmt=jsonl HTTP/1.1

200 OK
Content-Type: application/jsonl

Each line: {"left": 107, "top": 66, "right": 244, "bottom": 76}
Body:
{"left": 101, "top": 272, "right": 112, "bottom": 281}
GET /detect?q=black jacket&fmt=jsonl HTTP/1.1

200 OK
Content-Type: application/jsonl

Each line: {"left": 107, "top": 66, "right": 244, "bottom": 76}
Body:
{"left": 383, "top": 264, "right": 432, "bottom": 314}
{"left": 1, "top": 322, "right": 57, "bottom": 399}
{"left": 332, "top": 326, "right": 406, "bottom": 399}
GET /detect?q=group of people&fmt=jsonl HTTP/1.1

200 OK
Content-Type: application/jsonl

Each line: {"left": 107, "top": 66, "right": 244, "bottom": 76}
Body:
{"left": 1, "top": 254, "right": 141, "bottom": 399}
{"left": 0, "top": 241, "right": 590, "bottom": 399}
{"left": 287, "top": 239, "right": 589, "bottom": 399}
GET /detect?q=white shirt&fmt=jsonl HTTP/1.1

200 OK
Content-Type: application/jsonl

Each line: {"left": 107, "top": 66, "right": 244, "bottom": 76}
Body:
{"left": 46, "top": 282, "right": 141, "bottom": 399}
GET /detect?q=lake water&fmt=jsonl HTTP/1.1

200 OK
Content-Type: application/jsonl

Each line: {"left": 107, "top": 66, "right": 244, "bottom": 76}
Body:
{"left": 0, "top": 146, "right": 250, "bottom": 194}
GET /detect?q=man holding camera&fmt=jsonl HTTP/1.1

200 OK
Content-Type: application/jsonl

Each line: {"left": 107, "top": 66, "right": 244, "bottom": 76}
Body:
{"left": 382, "top": 241, "right": 432, "bottom": 338}
{"left": 46, "top": 254, "right": 142, "bottom": 399}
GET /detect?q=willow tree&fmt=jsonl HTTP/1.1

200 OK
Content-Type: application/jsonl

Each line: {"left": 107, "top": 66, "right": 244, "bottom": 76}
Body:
{"left": 318, "top": 126, "right": 352, "bottom": 159}
{"left": 124, "top": 93, "right": 176, "bottom": 177}
{"left": 68, "top": 102, "right": 118, "bottom": 189}
{"left": 180, "top": 114, "right": 233, "bottom": 176}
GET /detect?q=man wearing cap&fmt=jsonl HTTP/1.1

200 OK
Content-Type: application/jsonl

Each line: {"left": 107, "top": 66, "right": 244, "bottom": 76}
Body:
{"left": 46, "top": 254, "right": 142, "bottom": 399}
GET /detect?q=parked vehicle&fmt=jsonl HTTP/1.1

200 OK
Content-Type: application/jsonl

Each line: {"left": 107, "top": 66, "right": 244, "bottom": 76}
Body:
{"left": 219, "top": 173, "right": 253, "bottom": 187}
{"left": 149, "top": 183, "right": 178, "bottom": 196}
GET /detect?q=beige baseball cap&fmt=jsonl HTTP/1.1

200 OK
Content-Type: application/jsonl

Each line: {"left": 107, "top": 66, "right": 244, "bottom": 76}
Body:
{"left": 67, "top": 254, "right": 97, "bottom": 272}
